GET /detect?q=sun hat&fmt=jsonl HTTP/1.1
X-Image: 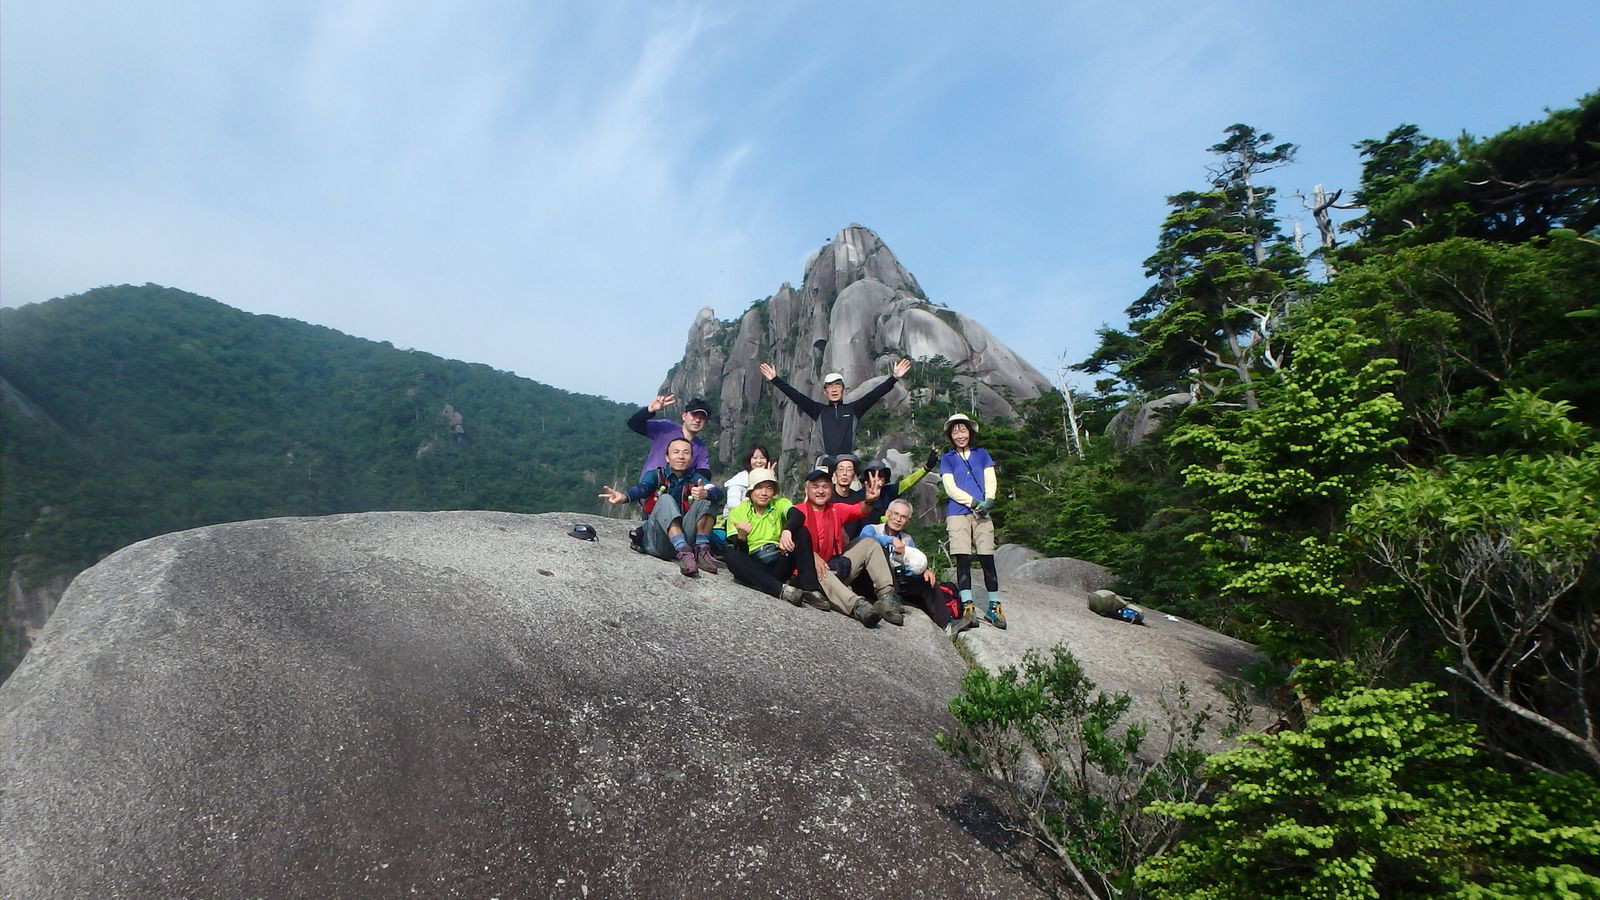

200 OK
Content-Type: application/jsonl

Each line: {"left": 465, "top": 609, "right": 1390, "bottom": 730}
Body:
{"left": 901, "top": 546, "right": 928, "bottom": 576}
{"left": 747, "top": 467, "right": 779, "bottom": 490}
{"left": 944, "top": 412, "right": 979, "bottom": 437}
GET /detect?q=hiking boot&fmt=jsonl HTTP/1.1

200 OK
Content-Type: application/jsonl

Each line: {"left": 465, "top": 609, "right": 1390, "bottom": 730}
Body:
{"left": 873, "top": 596, "right": 906, "bottom": 626}
{"left": 983, "top": 602, "right": 1007, "bottom": 630}
{"left": 675, "top": 548, "right": 699, "bottom": 577}
{"left": 694, "top": 546, "right": 719, "bottom": 574}
{"left": 629, "top": 526, "right": 646, "bottom": 554}
{"left": 850, "top": 597, "right": 881, "bottom": 628}
{"left": 944, "top": 613, "right": 977, "bottom": 640}
{"left": 800, "top": 590, "right": 831, "bottom": 611}
{"left": 779, "top": 584, "right": 805, "bottom": 607}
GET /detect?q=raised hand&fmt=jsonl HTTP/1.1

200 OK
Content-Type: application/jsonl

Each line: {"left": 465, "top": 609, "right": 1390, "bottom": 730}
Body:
{"left": 647, "top": 393, "right": 676, "bottom": 413}
{"left": 758, "top": 362, "right": 777, "bottom": 382}
{"left": 598, "top": 485, "right": 627, "bottom": 505}
{"left": 892, "top": 357, "right": 912, "bottom": 379}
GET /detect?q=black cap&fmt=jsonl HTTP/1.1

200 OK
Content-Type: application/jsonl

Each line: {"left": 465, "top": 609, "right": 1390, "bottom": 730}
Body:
{"left": 803, "top": 466, "right": 832, "bottom": 483}
{"left": 684, "top": 398, "right": 712, "bottom": 416}
{"left": 863, "top": 459, "right": 891, "bottom": 473}
{"left": 568, "top": 523, "right": 598, "bottom": 542}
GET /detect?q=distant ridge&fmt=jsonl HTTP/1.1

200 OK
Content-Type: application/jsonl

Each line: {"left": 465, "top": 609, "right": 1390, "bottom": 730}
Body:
{"left": 2, "top": 284, "right": 635, "bottom": 678}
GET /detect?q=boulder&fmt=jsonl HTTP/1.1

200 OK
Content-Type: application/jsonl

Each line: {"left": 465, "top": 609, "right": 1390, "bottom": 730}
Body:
{"left": 1009, "top": 556, "right": 1117, "bottom": 596}
{"left": 992, "top": 544, "right": 1043, "bottom": 578}
{"left": 1106, "top": 392, "right": 1194, "bottom": 449}
{"left": 2, "top": 511, "right": 1043, "bottom": 898}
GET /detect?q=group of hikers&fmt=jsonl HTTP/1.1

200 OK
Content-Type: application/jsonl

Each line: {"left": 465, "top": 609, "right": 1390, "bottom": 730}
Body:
{"left": 598, "top": 359, "right": 1006, "bottom": 638}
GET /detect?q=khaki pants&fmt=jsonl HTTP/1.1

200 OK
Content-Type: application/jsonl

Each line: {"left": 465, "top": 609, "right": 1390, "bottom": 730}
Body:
{"left": 816, "top": 539, "right": 894, "bottom": 614}
{"left": 946, "top": 513, "right": 995, "bottom": 555}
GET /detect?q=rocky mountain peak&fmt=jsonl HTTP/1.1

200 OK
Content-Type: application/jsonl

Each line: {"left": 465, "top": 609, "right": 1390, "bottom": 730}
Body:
{"left": 661, "top": 226, "right": 1052, "bottom": 483}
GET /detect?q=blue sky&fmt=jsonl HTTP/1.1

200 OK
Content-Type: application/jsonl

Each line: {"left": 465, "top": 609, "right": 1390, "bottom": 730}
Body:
{"left": 7, "top": 2, "right": 1598, "bottom": 402}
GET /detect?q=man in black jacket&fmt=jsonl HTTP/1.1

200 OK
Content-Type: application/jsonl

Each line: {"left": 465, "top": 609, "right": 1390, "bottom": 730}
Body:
{"left": 758, "top": 358, "right": 912, "bottom": 457}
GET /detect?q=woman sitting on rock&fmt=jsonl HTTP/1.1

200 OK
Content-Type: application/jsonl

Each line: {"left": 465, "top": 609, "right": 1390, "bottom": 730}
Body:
{"left": 939, "top": 413, "right": 1006, "bottom": 629}
{"left": 713, "top": 444, "right": 772, "bottom": 551}
{"left": 723, "top": 467, "right": 824, "bottom": 608}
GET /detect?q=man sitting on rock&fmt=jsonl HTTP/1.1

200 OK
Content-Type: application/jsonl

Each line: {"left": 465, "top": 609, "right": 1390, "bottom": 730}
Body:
{"left": 626, "top": 393, "right": 712, "bottom": 479}
{"left": 779, "top": 463, "right": 903, "bottom": 628}
{"left": 758, "top": 358, "right": 913, "bottom": 458}
{"left": 861, "top": 499, "right": 970, "bottom": 637}
{"left": 599, "top": 438, "right": 723, "bottom": 577}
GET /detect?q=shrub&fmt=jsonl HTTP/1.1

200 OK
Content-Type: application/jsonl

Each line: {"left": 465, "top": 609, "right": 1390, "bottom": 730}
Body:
{"left": 938, "top": 645, "right": 1236, "bottom": 899}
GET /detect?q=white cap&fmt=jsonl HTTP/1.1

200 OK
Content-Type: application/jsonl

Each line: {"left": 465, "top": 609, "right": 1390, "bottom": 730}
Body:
{"left": 822, "top": 372, "right": 845, "bottom": 386}
{"left": 901, "top": 546, "right": 928, "bottom": 576}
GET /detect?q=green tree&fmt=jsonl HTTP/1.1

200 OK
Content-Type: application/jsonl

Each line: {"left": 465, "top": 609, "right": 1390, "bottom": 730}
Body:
{"left": 1137, "top": 666, "right": 1600, "bottom": 899}
{"left": 1082, "top": 125, "right": 1308, "bottom": 408}
{"left": 1353, "top": 391, "right": 1600, "bottom": 774}
{"left": 1172, "top": 316, "right": 1405, "bottom": 662}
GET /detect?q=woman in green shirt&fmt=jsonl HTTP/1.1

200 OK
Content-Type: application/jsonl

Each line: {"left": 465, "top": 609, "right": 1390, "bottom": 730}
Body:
{"left": 723, "top": 468, "right": 822, "bottom": 607}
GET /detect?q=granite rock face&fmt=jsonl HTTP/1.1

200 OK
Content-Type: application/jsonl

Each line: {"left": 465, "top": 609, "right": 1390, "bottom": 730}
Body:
{"left": 1, "top": 511, "right": 1046, "bottom": 899}
{"left": 1104, "top": 391, "right": 1195, "bottom": 449}
{"left": 3, "top": 511, "right": 1270, "bottom": 897}
{"left": 660, "top": 225, "right": 1053, "bottom": 483}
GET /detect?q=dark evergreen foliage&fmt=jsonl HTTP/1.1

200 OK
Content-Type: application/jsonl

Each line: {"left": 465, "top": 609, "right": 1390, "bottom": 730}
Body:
{"left": 2, "top": 284, "right": 636, "bottom": 678}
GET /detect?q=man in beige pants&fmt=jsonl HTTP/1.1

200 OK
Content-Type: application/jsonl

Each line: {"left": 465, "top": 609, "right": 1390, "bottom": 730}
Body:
{"left": 779, "top": 464, "right": 905, "bottom": 627}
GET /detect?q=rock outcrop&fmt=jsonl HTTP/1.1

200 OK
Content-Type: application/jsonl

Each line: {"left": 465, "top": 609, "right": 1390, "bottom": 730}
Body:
{"left": 1104, "top": 391, "right": 1194, "bottom": 449}
{"left": 661, "top": 226, "right": 1053, "bottom": 481}
{"left": 3, "top": 510, "right": 1268, "bottom": 898}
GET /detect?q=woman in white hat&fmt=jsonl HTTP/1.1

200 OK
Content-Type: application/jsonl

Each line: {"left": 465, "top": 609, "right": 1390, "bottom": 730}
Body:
{"left": 938, "top": 413, "right": 1006, "bottom": 629}
{"left": 723, "top": 467, "right": 824, "bottom": 608}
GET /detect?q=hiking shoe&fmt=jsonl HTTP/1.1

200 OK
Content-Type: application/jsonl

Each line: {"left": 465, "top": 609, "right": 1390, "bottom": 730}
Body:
{"left": 629, "top": 526, "right": 646, "bottom": 554}
{"left": 959, "top": 599, "right": 976, "bottom": 620}
{"left": 675, "top": 548, "right": 699, "bottom": 577}
{"left": 873, "top": 596, "right": 906, "bottom": 626}
{"left": 779, "top": 584, "right": 806, "bottom": 606}
{"left": 694, "top": 546, "right": 719, "bottom": 574}
{"left": 944, "top": 613, "right": 978, "bottom": 640}
{"left": 983, "top": 602, "right": 1007, "bottom": 630}
{"left": 800, "top": 590, "right": 831, "bottom": 611}
{"left": 850, "top": 597, "right": 881, "bottom": 628}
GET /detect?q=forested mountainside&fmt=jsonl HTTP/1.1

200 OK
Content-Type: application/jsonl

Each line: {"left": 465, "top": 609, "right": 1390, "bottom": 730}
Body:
{"left": 2, "top": 284, "right": 636, "bottom": 677}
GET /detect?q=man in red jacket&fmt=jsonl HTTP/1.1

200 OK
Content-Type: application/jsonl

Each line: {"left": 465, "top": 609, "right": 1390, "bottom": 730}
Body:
{"left": 779, "top": 463, "right": 903, "bottom": 628}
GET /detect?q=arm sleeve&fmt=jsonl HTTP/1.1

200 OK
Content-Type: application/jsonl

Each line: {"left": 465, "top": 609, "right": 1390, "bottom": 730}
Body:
{"left": 624, "top": 471, "right": 658, "bottom": 503}
{"left": 785, "top": 506, "right": 808, "bottom": 532}
{"left": 859, "top": 525, "right": 893, "bottom": 549}
{"left": 626, "top": 406, "right": 653, "bottom": 437}
{"left": 770, "top": 376, "right": 822, "bottom": 419}
{"left": 941, "top": 472, "right": 976, "bottom": 509}
{"left": 983, "top": 464, "right": 997, "bottom": 500}
{"left": 849, "top": 376, "right": 898, "bottom": 415}
{"left": 896, "top": 465, "right": 928, "bottom": 495}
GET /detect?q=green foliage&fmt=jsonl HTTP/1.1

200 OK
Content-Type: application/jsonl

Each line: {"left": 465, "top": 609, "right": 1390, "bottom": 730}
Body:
{"left": 1352, "top": 392, "right": 1600, "bottom": 772}
{"left": 1136, "top": 672, "right": 1600, "bottom": 898}
{"left": 1343, "top": 91, "right": 1600, "bottom": 251}
{"left": 1172, "top": 317, "right": 1405, "bottom": 660}
{"left": 939, "top": 645, "right": 1223, "bottom": 900}
{"left": 2, "top": 284, "right": 638, "bottom": 678}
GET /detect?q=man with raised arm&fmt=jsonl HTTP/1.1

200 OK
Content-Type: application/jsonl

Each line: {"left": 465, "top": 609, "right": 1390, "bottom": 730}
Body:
{"left": 627, "top": 393, "right": 712, "bottom": 479}
{"left": 758, "top": 358, "right": 913, "bottom": 458}
{"left": 599, "top": 438, "right": 724, "bottom": 577}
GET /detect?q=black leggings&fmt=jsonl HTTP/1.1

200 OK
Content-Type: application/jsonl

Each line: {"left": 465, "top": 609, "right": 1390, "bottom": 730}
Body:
{"left": 724, "top": 544, "right": 797, "bottom": 598}
{"left": 953, "top": 553, "right": 998, "bottom": 593}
